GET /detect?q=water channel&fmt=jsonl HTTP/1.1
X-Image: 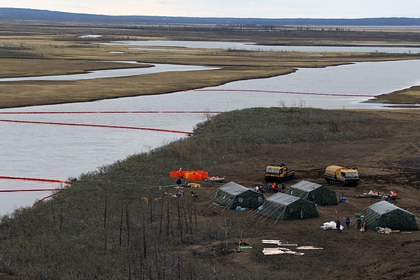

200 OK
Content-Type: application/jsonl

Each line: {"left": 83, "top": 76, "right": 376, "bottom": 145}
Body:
{"left": 104, "top": 40, "right": 420, "bottom": 53}
{"left": 1, "top": 49, "right": 420, "bottom": 216}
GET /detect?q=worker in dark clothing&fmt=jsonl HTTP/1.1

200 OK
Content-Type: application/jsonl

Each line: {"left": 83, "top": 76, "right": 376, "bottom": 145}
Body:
{"left": 356, "top": 218, "right": 362, "bottom": 230}
{"left": 345, "top": 216, "right": 351, "bottom": 229}
{"left": 281, "top": 182, "right": 286, "bottom": 193}
{"left": 336, "top": 220, "right": 341, "bottom": 233}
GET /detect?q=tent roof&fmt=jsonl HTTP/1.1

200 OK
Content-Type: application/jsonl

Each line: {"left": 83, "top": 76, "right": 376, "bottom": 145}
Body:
{"left": 368, "top": 200, "right": 412, "bottom": 215}
{"left": 288, "top": 180, "right": 338, "bottom": 206}
{"left": 218, "top": 181, "right": 250, "bottom": 196}
{"left": 266, "top": 192, "right": 300, "bottom": 206}
{"left": 366, "top": 201, "right": 419, "bottom": 231}
{"left": 261, "top": 192, "right": 319, "bottom": 220}
{"left": 289, "top": 180, "right": 323, "bottom": 192}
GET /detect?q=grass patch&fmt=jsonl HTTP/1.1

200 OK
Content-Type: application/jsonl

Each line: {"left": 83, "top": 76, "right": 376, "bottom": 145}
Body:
{"left": 373, "top": 86, "right": 420, "bottom": 104}
{"left": 0, "top": 58, "right": 150, "bottom": 78}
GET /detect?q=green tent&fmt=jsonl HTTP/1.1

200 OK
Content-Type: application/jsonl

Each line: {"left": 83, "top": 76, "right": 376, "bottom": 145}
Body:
{"left": 260, "top": 192, "right": 319, "bottom": 221}
{"left": 365, "top": 201, "right": 419, "bottom": 231}
{"left": 287, "top": 180, "right": 338, "bottom": 206}
{"left": 213, "top": 181, "right": 265, "bottom": 210}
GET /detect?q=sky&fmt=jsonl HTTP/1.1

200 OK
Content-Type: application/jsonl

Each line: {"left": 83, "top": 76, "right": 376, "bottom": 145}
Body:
{"left": 4, "top": 0, "right": 420, "bottom": 18}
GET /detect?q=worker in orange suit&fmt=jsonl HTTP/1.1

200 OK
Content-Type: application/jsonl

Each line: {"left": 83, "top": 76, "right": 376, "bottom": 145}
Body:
{"left": 391, "top": 190, "right": 398, "bottom": 203}
{"left": 271, "top": 182, "right": 278, "bottom": 193}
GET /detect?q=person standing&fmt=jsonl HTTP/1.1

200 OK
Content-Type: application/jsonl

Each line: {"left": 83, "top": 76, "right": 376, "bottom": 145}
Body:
{"left": 356, "top": 218, "right": 362, "bottom": 230}
{"left": 392, "top": 190, "right": 398, "bottom": 203}
{"left": 362, "top": 220, "right": 368, "bottom": 232}
{"left": 271, "top": 182, "right": 276, "bottom": 193}
{"left": 345, "top": 216, "right": 351, "bottom": 229}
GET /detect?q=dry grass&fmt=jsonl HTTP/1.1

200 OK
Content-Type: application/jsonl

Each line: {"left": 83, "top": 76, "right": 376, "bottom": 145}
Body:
{"left": 0, "top": 58, "right": 150, "bottom": 78}
{"left": 1, "top": 23, "right": 420, "bottom": 108}
{"left": 374, "top": 86, "right": 420, "bottom": 104}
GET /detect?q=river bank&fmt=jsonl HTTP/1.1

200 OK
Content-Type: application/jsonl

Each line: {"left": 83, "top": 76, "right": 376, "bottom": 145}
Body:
{"left": 1, "top": 59, "right": 420, "bottom": 109}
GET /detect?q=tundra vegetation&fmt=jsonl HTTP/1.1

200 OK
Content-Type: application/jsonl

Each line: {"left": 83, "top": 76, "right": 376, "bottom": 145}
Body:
{"left": 0, "top": 22, "right": 420, "bottom": 279}
{"left": 1, "top": 107, "right": 420, "bottom": 279}
{"left": 0, "top": 21, "right": 420, "bottom": 108}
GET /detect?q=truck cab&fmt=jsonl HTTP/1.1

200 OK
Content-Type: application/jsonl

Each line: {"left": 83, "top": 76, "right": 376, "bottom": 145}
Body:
{"left": 264, "top": 163, "right": 295, "bottom": 182}
{"left": 324, "top": 165, "right": 359, "bottom": 186}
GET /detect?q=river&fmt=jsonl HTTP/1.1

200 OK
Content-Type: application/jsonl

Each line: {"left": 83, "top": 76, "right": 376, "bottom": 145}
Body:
{"left": 0, "top": 58, "right": 419, "bottom": 216}
{"left": 103, "top": 40, "right": 420, "bottom": 54}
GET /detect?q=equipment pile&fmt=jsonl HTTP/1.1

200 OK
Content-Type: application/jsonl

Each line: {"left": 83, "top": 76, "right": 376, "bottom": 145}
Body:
{"left": 261, "top": 240, "right": 323, "bottom": 256}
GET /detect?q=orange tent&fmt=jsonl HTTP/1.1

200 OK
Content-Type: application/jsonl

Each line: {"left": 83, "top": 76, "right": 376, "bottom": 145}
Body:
{"left": 170, "top": 170, "right": 209, "bottom": 181}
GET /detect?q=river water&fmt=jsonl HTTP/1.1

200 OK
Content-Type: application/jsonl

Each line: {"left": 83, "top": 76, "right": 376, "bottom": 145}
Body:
{"left": 104, "top": 40, "right": 420, "bottom": 54}
{"left": 0, "top": 64, "right": 217, "bottom": 82}
{"left": 1, "top": 57, "right": 420, "bottom": 216}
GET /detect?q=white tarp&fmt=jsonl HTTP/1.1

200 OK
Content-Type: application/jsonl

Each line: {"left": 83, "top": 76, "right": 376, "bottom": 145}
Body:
{"left": 320, "top": 221, "right": 344, "bottom": 231}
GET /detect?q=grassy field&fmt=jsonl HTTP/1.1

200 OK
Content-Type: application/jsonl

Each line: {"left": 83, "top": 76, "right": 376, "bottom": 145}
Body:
{"left": 1, "top": 21, "right": 420, "bottom": 108}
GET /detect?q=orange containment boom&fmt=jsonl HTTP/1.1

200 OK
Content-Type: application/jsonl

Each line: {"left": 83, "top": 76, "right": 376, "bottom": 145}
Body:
{"left": 169, "top": 170, "right": 209, "bottom": 181}
{"left": 0, "top": 175, "right": 72, "bottom": 185}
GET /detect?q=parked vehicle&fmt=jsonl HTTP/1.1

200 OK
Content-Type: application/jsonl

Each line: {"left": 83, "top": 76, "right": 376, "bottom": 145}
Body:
{"left": 324, "top": 165, "right": 359, "bottom": 186}
{"left": 264, "top": 163, "right": 295, "bottom": 182}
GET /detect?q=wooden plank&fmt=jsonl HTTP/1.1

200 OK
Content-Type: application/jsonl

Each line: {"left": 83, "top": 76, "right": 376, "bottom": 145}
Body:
{"left": 278, "top": 243, "right": 298, "bottom": 247}
{"left": 263, "top": 247, "right": 290, "bottom": 251}
{"left": 262, "top": 251, "right": 285, "bottom": 255}
{"left": 296, "top": 246, "right": 324, "bottom": 250}
{"left": 262, "top": 239, "right": 281, "bottom": 244}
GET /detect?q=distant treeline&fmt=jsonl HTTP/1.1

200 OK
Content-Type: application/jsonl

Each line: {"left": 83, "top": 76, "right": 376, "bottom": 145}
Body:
{"left": 1, "top": 8, "right": 420, "bottom": 26}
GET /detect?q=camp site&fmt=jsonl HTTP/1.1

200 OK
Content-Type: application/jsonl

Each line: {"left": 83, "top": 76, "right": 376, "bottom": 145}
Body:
{"left": 3, "top": 109, "right": 420, "bottom": 279}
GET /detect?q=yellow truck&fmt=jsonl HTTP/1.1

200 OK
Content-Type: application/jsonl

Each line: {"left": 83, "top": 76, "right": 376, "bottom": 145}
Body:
{"left": 324, "top": 165, "right": 359, "bottom": 186}
{"left": 264, "top": 163, "right": 295, "bottom": 182}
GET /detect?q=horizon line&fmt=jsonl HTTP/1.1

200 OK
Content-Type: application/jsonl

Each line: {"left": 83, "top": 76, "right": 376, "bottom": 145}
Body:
{"left": 1, "top": 7, "right": 420, "bottom": 21}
